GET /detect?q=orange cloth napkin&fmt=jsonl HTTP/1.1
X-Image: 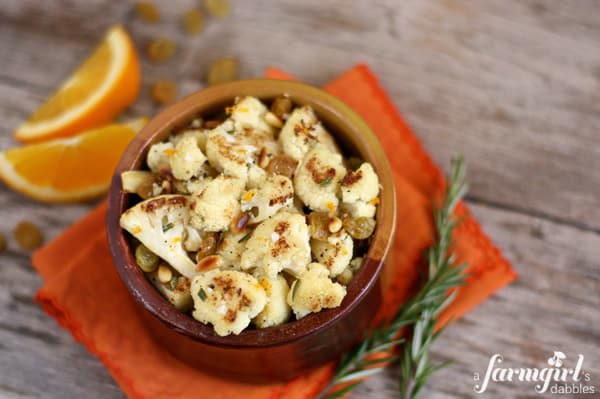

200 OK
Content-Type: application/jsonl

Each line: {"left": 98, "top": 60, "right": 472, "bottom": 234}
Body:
{"left": 32, "top": 65, "right": 516, "bottom": 399}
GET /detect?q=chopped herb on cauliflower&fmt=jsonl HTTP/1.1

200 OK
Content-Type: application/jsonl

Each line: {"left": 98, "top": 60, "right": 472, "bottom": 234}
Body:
{"left": 294, "top": 145, "right": 346, "bottom": 213}
{"left": 191, "top": 270, "right": 267, "bottom": 336}
{"left": 190, "top": 174, "right": 245, "bottom": 232}
{"left": 119, "top": 195, "right": 197, "bottom": 278}
{"left": 279, "top": 106, "right": 340, "bottom": 161}
{"left": 240, "top": 210, "right": 311, "bottom": 277}
{"left": 240, "top": 175, "right": 294, "bottom": 223}
{"left": 287, "top": 263, "right": 346, "bottom": 319}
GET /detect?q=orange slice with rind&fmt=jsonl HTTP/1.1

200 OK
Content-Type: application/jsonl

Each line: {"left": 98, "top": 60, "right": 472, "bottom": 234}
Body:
{"left": 0, "top": 119, "right": 146, "bottom": 203}
{"left": 14, "top": 26, "right": 140, "bottom": 143}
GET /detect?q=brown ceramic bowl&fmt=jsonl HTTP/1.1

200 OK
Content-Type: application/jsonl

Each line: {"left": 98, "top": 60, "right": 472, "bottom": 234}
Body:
{"left": 107, "top": 79, "right": 396, "bottom": 382}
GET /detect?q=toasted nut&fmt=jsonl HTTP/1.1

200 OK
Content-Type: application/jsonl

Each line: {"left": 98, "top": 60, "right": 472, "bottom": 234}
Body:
{"left": 270, "top": 95, "right": 292, "bottom": 119}
{"left": 151, "top": 80, "right": 178, "bottom": 104}
{"left": 203, "top": 120, "right": 223, "bottom": 129}
{"left": 232, "top": 211, "right": 251, "bottom": 233}
{"left": 183, "top": 9, "right": 204, "bottom": 35}
{"left": 258, "top": 147, "right": 271, "bottom": 169}
{"left": 135, "top": 2, "right": 160, "bottom": 23}
{"left": 328, "top": 216, "right": 343, "bottom": 233}
{"left": 147, "top": 38, "right": 176, "bottom": 63}
{"left": 196, "top": 254, "right": 223, "bottom": 272}
{"left": 264, "top": 111, "right": 283, "bottom": 128}
{"left": 14, "top": 221, "right": 43, "bottom": 250}
{"left": 157, "top": 264, "right": 173, "bottom": 283}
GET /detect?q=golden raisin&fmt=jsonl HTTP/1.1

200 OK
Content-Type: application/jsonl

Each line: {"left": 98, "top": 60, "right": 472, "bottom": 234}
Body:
{"left": 14, "top": 221, "right": 43, "bottom": 250}
{"left": 270, "top": 96, "right": 292, "bottom": 119}
{"left": 265, "top": 155, "right": 297, "bottom": 178}
{"left": 205, "top": 0, "right": 230, "bottom": 18}
{"left": 151, "top": 80, "right": 178, "bottom": 105}
{"left": 196, "top": 232, "right": 219, "bottom": 260}
{"left": 183, "top": 9, "right": 204, "bottom": 35}
{"left": 135, "top": 244, "right": 159, "bottom": 272}
{"left": 342, "top": 216, "right": 376, "bottom": 240}
{"left": 147, "top": 38, "right": 176, "bottom": 63}
{"left": 307, "top": 212, "right": 330, "bottom": 241}
{"left": 0, "top": 233, "right": 5, "bottom": 253}
{"left": 135, "top": 2, "right": 160, "bottom": 23}
{"left": 206, "top": 57, "right": 239, "bottom": 86}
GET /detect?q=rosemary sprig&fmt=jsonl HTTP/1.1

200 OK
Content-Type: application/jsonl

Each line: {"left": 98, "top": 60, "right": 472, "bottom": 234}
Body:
{"left": 317, "top": 156, "right": 468, "bottom": 399}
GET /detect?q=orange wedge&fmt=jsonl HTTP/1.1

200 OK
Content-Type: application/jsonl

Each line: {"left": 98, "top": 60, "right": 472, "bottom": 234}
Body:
{"left": 14, "top": 26, "right": 141, "bottom": 143}
{"left": 0, "top": 119, "right": 146, "bottom": 203}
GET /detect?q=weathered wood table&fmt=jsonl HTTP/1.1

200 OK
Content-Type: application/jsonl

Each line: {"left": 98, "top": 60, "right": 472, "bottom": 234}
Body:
{"left": 1, "top": 1, "right": 598, "bottom": 398}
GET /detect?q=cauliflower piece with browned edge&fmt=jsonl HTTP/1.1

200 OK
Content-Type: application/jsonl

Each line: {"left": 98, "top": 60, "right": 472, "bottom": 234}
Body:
{"left": 190, "top": 175, "right": 245, "bottom": 232}
{"left": 170, "top": 128, "right": 209, "bottom": 153}
{"left": 279, "top": 106, "right": 340, "bottom": 161}
{"left": 240, "top": 210, "right": 311, "bottom": 277}
{"left": 119, "top": 195, "right": 197, "bottom": 278}
{"left": 310, "top": 230, "right": 353, "bottom": 277}
{"left": 170, "top": 134, "right": 208, "bottom": 180}
{"left": 230, "top": 96, "right": 275, "bottom": 136}
{"left": 287, "top": 263, "right": 346, "bottom": 319}
{"left": 340, "top": 201, "right": 377, "bottom": 219}
{"left": 240, "top": 175, "right": 294, "bottom": 223}
{"left": 253, "top": 275, "right": 291, "bottom": 328}
{"left": 340, "top": 162, "right": 379, "bottom": 203}
{"left": 191, "top": 269, "right": 267, "bottom": 336}
{"left": 294, "top": 145, "right": 346, "bottom": 213}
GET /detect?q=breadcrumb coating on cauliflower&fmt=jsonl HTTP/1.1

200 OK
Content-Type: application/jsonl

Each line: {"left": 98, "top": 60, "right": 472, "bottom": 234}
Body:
{"left": 240, "top": 175, "right": 294, "bottom": 224}
{"left": 190, "top": 174, "right": 245, "bottom": 232}
{"left": 287, "top": 263, "right": 346, "bottom": 319}
{"left": 310, "top": 230, "right": 353, "bottom": 277}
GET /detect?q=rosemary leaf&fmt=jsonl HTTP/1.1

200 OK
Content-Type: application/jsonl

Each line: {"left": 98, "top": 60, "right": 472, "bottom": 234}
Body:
{"left": 317, "top": 156, "right": 468, "bottom": 399}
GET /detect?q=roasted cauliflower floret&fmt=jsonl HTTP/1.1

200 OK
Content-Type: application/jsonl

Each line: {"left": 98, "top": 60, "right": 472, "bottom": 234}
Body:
{"left": 147, "top": 142, "right": 174, "bottom": 173}
{"left": 341, "top": 162, "right": 379, "bottom": 203}
{"left": 191, "top": 270, "right": 267, "bottom": 336}
{"left": 240, "top": 175, "right": 294, "bottom": 223}
{"left": 170, "top": 128, "right": 209, "bottom": 153}
{"left": 215, "top": 230, "right": 249, "bottom": 269}
{"left": 287, "top": 263, "right": 346, "bottom": 319}
{"left": 253, "top": 275, "right": 291, "bottom": 328}
{"left": 170, "top": 134, "right": 208, "bottom": 180}
{"left": 148, "top": 273, "right": 193, "bottom": 311}
{"left": 190, "top": 174, "right": 245, "bottom": 232}
{"left": 240, "top": 210, "right": 311, "bottom": 277}
{"left": 119, "top": 195, "right": 197, "bottom": 278}
{"left": 311, "top": 230, "right": 353, "bottom": 277}
{"left": 340, "top": 201, "right": 377, "bottom": 219}
{"left": 231, "top": 96, "right": 275, "bottom": 136}
{"left": 336, "top": 257, "right": 363, "bottom": 286}
{"left": 247, "top": 163, "right": 268, "bottom": 188}
{"left": 279, "top": 106, "right": 340, "bottom": 161}
{"left": 294, "top": 145, "right": 346, "bottom": 213}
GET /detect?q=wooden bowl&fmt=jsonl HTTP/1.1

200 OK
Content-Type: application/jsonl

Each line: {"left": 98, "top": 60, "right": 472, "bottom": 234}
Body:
{"left": 107, "top": 79, "right": 397, "bottom": 382}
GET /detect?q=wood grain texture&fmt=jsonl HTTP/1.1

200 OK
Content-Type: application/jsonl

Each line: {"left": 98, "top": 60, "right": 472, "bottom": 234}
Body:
{"left": 0, "top": 0, "right": 598, "bottom": 398}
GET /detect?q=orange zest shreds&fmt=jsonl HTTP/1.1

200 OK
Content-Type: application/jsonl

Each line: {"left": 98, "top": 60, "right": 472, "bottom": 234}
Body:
{"left": 369, "top": 197, "right": 380, "bottom": 206}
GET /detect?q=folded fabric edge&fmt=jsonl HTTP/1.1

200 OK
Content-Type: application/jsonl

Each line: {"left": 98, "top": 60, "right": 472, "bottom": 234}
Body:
{"left": 35, "top": 289, "right": 145, "bottom": 399}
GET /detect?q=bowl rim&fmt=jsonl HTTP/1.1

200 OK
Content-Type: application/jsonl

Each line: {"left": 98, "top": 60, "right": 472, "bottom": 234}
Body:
{"left": 107, "top": 78, "right": 397, "bottom": 348}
